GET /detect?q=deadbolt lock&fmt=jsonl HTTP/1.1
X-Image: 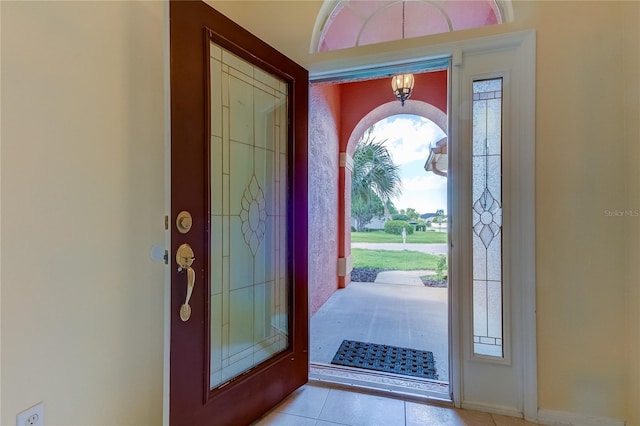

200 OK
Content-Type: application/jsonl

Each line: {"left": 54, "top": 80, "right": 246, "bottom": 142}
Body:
{"left": 176, "top": 211, "right": 193, "bottom": 234}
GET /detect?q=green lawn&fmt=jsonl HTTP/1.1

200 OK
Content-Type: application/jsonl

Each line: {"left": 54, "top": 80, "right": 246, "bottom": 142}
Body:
{"left": 351, "top": 230, "right": 447, "bottom": 244}
{"left": 351, "top": 248, "right": 442, "bottom": 270}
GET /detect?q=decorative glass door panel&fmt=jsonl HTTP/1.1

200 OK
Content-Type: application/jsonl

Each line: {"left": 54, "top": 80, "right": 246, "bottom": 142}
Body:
{"left": 471, "top": 78, "right": 503, "bottom": 358}
{"left": 209, "top": 41, "right": 289, "bottom": 389}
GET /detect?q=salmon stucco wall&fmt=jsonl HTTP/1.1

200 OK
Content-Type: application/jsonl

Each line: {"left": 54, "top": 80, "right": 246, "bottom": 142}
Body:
{"left": 308, "top": 84, "right": 341, "bottom": 315}
{"left": 339, "top": 71, "right": 447, "bottom": 154}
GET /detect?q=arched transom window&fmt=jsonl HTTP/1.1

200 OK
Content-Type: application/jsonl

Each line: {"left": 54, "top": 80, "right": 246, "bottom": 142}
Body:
{"left": 317, "top": 0, "right": 505, "bottom": 52}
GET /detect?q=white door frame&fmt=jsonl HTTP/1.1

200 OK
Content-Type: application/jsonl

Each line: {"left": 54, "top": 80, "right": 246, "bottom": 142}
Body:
{"left": 309, "top": 30, "right": 537, "bottom": 421}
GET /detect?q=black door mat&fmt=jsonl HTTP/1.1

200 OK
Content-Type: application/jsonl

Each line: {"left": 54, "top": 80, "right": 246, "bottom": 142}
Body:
{"left": 330, "top": 340, "right": 438, "bottom": 380}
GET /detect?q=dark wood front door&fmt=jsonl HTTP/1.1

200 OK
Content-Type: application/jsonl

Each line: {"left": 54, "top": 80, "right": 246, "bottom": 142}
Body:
{"left": 169, "top": 2, "right": 308, "bottom": 424}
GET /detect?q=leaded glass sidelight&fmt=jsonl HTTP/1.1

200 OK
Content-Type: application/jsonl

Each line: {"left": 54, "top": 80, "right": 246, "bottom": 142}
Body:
{"left": 472, "top": 78, "right": 503, "bottom": 358}
{"left": 209, "top": 41, "right": 290, "bottom": 389}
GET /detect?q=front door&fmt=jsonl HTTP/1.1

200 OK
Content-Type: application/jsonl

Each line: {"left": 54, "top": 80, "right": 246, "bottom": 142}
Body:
{"left": 169, "top": 2, "right": 309, "bottom": 424}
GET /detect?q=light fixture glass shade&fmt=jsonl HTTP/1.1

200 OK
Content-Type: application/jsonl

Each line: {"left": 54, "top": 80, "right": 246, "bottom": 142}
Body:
{"left": 391, "top": 74, "right": 415, "bottom": 106}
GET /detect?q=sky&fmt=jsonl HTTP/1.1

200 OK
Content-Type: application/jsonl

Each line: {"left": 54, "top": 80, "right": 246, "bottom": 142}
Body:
{"left": 369, "top": 114, "right": 447, "bottom": 215}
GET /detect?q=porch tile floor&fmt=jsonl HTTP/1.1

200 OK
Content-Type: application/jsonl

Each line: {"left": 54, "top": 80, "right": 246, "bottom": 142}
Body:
{"left": 309, "top": 280, "right": 449, "bottom": 382}
{"left": 253, "top": 382, "right": 540, "bottom": 426}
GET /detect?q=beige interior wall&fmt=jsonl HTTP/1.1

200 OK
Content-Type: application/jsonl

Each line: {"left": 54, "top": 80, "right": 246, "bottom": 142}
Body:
{"left": 211, "top": 1, "right": 640, "bottom": 423}
{"left": 205, "top": 0, "right": 323, "bottom": 64}
{"left": 1, "top": 1, "right": 637, "bottom": 424}
{"left": 0, "top": 2, "right": 3, "bottom": 423}
{"left": 623, "top": 3, "right": 640, "bottom": 424}
{"left": 531, "top": 2, "right": 628, "bottom": 419}
{"left": 1, "top": 2, "right": 165, "bottom": 425}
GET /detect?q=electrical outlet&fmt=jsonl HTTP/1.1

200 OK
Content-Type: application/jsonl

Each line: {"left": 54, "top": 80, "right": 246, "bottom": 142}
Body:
{"left": 17, "top": 402, "right": 44, "bottom": 426}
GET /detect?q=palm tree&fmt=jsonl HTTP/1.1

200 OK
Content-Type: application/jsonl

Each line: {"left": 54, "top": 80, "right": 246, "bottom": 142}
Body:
{"left": 351, "top": 129, "right": 402, "bottom": 229}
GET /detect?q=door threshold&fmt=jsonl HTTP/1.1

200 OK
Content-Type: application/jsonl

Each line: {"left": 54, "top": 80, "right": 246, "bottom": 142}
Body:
{"left": 309, "top": 362, "right": 451, "bottom": 404}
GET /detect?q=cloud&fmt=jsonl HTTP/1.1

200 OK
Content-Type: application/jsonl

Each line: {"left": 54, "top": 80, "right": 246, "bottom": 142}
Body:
{"left": 402, "top": 174, "right": 447, "bottom": 191}
{"left": 391, "top": 186, "right": 447, "bottom": 214}
{"left": 371, "top": 115, "right": 446, "bottom": 166}
{"left": 387, "top": 175, "right": 448, "bottom": 214}
{"left": 366, "top": 114, "right": 449, "bottom": 214}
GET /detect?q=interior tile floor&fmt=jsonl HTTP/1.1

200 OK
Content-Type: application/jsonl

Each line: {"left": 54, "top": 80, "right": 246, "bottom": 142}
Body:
{"left": 253, "top": 382, "right": 539, "bottom": 426}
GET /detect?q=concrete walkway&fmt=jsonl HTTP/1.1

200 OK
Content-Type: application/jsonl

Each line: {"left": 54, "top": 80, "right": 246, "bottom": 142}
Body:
{"left": 375, "top": 269, "right": 434, "bottom": 286}
{"left": 309, "top": 243, "right": 449, "bottom": 382}
{"left": 351, "top": 242, "right": 448, "bottom": 254}
{"left": 310, "top": 280, "right": 449, "bottom": 382}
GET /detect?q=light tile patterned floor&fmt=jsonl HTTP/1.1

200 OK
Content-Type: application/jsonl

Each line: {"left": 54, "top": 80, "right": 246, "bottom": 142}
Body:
{"left": 253, "top": 382, "right": 539, "bottom": 426}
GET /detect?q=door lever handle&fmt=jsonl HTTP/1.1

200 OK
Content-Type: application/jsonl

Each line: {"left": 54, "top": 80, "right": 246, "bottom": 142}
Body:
{"left": 176, "top": 243, "right": 196, "bottom": 322}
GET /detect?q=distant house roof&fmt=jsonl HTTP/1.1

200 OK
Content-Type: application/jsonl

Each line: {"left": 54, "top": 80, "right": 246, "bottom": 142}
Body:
{"left": 420, "top": 213, "right": 438, "bottom": 220}
{"left": 351, "top": 216, "right": 387, "bottom": 230}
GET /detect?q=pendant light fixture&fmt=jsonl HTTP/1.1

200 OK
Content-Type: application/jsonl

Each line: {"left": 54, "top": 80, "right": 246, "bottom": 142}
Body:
{"left": 391, "top": 73, "right": 415, "bottom": 106}
{"left": 391, "top": 2, "right": 414, "bottom": 107}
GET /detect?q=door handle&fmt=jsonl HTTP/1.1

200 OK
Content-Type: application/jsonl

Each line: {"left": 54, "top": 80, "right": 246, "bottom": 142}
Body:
{"left": 176, "top": 243, "right": 195, "bottom": 322}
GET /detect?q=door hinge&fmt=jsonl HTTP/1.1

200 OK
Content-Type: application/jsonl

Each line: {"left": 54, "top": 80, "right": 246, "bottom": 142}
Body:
{"left": 165, "top": 215, "right": 169, "bottom": 230}
{"left": 164, "top": 250, "right": 169, "bottom": 265}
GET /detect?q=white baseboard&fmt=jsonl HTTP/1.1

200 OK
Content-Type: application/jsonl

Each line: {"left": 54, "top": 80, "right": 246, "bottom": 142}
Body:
{"left": 460, "top": 401, "right": 522, "bottom": 419}
{"left": 538, "top": 409, "right": 626, "bottom": 426}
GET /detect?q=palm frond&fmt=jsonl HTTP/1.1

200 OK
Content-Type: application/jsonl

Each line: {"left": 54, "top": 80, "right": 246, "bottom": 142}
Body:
{"left": 351, "top": 135, "right": 402, "bottom": 205}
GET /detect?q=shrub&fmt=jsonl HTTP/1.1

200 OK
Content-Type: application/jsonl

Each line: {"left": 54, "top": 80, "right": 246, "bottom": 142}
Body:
{"left": 391, "top": 214, "right": 410, "bottom": 221}
{"left": 435, "top": 255, "right": 448, "bottom": 280}
{"left": 384, "top": 220, "right": 414, "bottom": 235}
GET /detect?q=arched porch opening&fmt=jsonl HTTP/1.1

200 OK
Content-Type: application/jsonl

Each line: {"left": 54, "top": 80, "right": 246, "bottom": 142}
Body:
{"left": 339, "top": 96, "right": 448, "bottom": 287}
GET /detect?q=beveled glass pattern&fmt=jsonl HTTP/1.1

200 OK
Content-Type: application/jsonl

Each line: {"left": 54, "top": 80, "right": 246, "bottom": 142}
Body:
{"left": 209, "top": 41, "right": 289, "bottom": 389}
{"left": 472, "top": 78, "right": 503, "bottom": 358}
